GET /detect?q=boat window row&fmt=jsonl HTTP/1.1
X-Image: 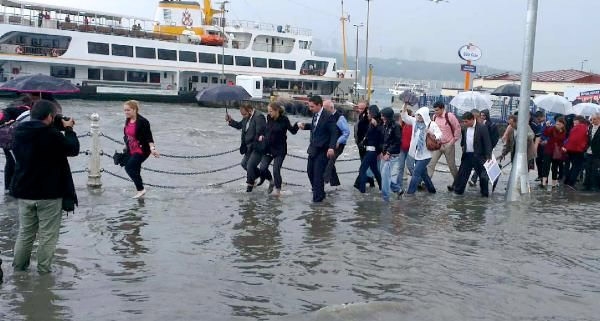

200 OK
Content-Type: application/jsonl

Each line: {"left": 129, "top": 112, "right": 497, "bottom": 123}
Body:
{"left": 87, "top": 42, "right": 297, "bottom": 70}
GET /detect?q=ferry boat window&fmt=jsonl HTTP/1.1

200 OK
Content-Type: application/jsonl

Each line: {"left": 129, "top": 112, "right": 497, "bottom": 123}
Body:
{"left": 284, "top": 60, "right": 296, "bottom": 70}
{"left": 217, "top": 55, "right": 234, "bottom": 66}
{"left": 269, "top": 59, "right": 282, "bottom": 69}
{"left": 127, "top": 71, "right": 148, "bottom": 83}
{"left": 252, "top": 57, "right": 267, "bottom": 68}
{"left": 276, "top": 81, "right": 289, "bottom": 89}
{"left": 149, "top": 72, "right": 161, "bottom": 83}
{"left": 300, "top": 60, "right": 329, "bottom": 76}
{"left": 112, "top": 44, "right": 133, "bottom": 57}
{"left": 299, "top": 40, "right": 309, "bottom": 49}
{"left": 158, "top": 49, "right": 177, "bottom": 61}
{"left": 136, "top": 47, "right": 156, "bottom": 59}
{"left": 50, "top": 66, "right": 75, "bottom": 79}
{"left": 198, "top": 53, "right": 216, "bottom": 64}
{"left": 88, "top": 68, "right": 101, "bottom": 80}
{"left": 179, "top": 51, "right": 197, "bottom": 62}
{"left": 103, "top": 69, "right": 126, "bottom": 81}
{"left": 235, "top": 56, "right": 251, "bottom": 67}
{"left": 88, "top": 42, "right": 109, "bottom": 55}
{"left": 201, "top": 76, "right": 208, "bottom": 83}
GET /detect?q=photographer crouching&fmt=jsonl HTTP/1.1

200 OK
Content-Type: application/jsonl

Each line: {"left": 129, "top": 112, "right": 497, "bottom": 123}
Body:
{"left": 9, "top": 99, "right": 79, "bottom": 274}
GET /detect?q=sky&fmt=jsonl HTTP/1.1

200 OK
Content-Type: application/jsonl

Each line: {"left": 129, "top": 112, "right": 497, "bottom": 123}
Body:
{"left": 43, "top": 0, "right": 600, "bottom": 73}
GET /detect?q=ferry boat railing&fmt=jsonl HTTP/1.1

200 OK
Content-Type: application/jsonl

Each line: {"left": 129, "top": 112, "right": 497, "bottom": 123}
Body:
{"left": 227, "top": 20, "right": 311, "bottom": 37}
{"left": 5, "top": 44, "right": 66, "bottom": 57}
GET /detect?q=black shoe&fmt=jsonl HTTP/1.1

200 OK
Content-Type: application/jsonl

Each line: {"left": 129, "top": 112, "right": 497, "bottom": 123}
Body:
{"left": 267, "top": 181, "right": 274, "bottom": 194}
{"left": 246, "top": 185, "right": 254, "bottom": 193}
{"left": 447, "top": 185, "right": 454, "bottom": 192}
{"left": 468, "top": 180, "right": 476, "bottom": 187}
{"left": 256, "top": 177, "right": 266, "bottom": 186}
{"left": 417, "top": 183, "right": 425, "bottom": 191}
{"left": 397, "top": 189, "right": 405, "bottom": 199}
{"left": 367, "top": 177, "right": 375, "bottom": 188}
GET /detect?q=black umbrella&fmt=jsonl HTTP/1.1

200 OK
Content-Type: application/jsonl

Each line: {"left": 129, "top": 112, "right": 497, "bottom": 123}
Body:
{"left": 398, "top": 90, "right": 419, "bottom": 106}
{"left": 0, "top": 74, "right": 79, "bottom": 94}
{"left": 195, "top": 85, "right": 251, "bottom": 102}
{"left": 491, "top": 84, "right": 520, "bottom": 97}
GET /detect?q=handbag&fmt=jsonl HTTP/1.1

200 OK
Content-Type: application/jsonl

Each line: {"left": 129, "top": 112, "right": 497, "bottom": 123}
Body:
{"left": 552, "top": 145, "right": 566, "bottom": 160}
{"left": 425, "top": 123, "right": 441, "bottom": 151}
{"left": 0, "top": 122, "right": 16, "bottom": 149}
{"left": 113, "top": 150, "right": 129, "bottom": 167}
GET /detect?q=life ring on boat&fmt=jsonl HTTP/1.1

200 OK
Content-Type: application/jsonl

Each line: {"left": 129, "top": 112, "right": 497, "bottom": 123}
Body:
{"left": 166, "top": 84, "right": 173, "bottom": 90}
{"left": 15, "top": 46, "right": 23, "bottom": 54}
{"left": 51, "top": 49, "right": 59, "bottom": 57}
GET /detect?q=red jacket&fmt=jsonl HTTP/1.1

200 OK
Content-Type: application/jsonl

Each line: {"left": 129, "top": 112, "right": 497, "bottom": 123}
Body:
{"left": 564, "top": 123, "right": 589, "bottom": 153}
{"left": 401, "top": 123, "right": 412, "bottom": 152}
{"left": 542, "top": 126, "right": 566, "bottom": 156}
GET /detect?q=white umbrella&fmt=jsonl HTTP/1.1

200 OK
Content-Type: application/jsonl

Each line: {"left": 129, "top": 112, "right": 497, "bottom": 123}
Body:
{"left": 449, "top": 91, "right": 493, "bottom": 112}
{"left": 572, "top": 103, "right": 600, "bottom": 117}
{"left": 533, "top": 94, "right": 573, "bottom": 115}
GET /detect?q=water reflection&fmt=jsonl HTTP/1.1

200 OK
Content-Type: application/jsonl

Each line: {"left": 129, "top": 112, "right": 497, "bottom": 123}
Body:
{"left": 10, "top": 274, "right": 71, "bottom": 321}
{"left": 232, "top": 199, "right": 282, "bottom": 261}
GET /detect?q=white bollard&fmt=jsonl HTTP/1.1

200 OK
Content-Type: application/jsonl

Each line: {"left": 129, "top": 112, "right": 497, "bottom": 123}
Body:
{"left": 87, "top": 113, "right": 102, "bottom": 188}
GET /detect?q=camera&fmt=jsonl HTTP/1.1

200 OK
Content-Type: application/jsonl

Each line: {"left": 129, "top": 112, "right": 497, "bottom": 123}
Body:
{"left": 53, "top": 114, "right": 71, "bottom": 130}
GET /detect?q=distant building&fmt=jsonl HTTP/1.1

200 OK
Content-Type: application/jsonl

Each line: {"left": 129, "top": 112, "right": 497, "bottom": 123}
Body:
{"left": 473, "top": 69, "right": 600, "bottom": 100}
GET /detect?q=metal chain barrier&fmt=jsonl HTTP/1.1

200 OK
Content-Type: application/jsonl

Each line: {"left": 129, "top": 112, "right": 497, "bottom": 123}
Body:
{"left": 141, "top": 162, "right": 240, "bottom": 175}
{"left": 77, "top": 132, "right": 91, "bottom": 138}
{"left": 99, "top": 132, "right": 125, "bottom": 145}
{"left": 101, "top": 168, "right": 245, "bottom": 189}
{"left": 287, "top": 152, "right": 359, "bottom": 162}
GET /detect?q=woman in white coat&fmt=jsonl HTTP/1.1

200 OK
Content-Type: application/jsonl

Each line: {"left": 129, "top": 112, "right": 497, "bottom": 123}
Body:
{"left": 401, "top": 104, "right": 443, "bottom": 194}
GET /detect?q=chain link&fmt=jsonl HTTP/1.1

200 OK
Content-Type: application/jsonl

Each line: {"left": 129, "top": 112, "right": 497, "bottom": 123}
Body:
{"left": 141, "top": 163, "right": 240, "bottom": 175}
{"left": 76, "top": 132, "right": 91, "bottom": 138}
{"left": 71, "top": 169, "right": 89, "bottom": 174}
{"left": 99, "top": 132, "right": 125, "bottom": 145}
{"left": 287, "top": 152, "right": 359, "bottom": 162}
{"left": 160, "top": 147, "right": 238, "bottom": 159}
{"left": 101, "top": 168, "right": 245, "bottom": 189}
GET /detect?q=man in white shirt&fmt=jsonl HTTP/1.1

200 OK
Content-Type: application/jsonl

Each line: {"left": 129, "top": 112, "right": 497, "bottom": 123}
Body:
{"left": 453, "top": 112, "right": 492, "bottom": 197}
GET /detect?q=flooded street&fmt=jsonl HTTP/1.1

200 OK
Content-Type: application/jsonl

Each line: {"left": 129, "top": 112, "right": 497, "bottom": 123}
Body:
{"left": 1, "top": 100, "right": 599, "bottom": 321}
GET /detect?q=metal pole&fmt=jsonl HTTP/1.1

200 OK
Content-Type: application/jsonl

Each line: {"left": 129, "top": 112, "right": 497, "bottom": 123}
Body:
{"left": 364, "top": 0, "right": 371, "bottom": 93}
{"left": 87, "top": 113, "right": 102, "bottom": 188}
{"left": 353, "top": 23, "right": 362, "bottom": 102}
{"left": 220, "top": 1, "right": 228, "bottom": 84}
{"left": 506, "top": 0, "right": 539, "bottom": 202}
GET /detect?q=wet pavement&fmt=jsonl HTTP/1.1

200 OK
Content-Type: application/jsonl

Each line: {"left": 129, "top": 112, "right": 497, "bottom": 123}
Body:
{"left": 0, "top": 100, "right": 599, "bottom": 321}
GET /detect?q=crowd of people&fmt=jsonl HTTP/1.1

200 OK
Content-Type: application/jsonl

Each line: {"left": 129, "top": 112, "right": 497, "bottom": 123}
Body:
{"left": 225, "top": 95, "right": 600, "bottom": 202}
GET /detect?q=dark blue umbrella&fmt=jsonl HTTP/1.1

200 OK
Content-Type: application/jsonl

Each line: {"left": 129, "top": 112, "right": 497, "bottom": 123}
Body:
{"left": 491, "top": 84, "right": 520, "bottom": 97}
{"left": 195, "top": 85, "right": 251, "bottom": 102}
{"left": 0, "top": 74, "right": 79, "bottom": 94}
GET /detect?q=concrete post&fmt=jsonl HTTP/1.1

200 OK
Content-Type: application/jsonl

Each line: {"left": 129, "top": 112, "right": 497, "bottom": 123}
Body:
{"left": 506, "top": 0, "right": 539, "bottom": 202}
{"left": 87, "top": 113, "right": 102, "bottom": 188}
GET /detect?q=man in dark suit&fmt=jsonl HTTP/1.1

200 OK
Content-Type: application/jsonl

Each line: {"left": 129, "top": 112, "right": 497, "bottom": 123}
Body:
{"left": 297, "top": 95, "right": 337, "bottom": 202}
{"left": 453, "top": 111, "right": 492, "bottom": 197}
{"left": 226, "top": 103, "right": 266, "bottom": 192}
{"left": 583, "top": 113, "right": 600, "bottom": 191}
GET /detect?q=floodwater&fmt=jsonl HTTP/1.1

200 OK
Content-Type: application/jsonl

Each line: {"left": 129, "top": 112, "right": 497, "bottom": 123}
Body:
{"left": 1, "top": 100, "right": 599, "bottom": 321}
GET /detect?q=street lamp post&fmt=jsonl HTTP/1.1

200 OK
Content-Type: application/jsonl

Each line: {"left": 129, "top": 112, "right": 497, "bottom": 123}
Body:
{"left": 506, "top": 0, "right": 539, "bottom": 202}
{"left": 353, "top": 23, "right": 363, "bottom": 102}
{"left": 364, "top": 0, "right": 372, "bottom": 94}
{"left": 581, "top": 59, "right": 588, "bottom": 71}
{"left": 219, "top": 1, "right": 229, "bottom": 84}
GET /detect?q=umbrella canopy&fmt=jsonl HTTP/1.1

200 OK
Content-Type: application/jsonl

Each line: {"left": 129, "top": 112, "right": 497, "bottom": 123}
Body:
{"left": 398, "top": 90, "right": 419, "bottom": 106}
{"left": 533, "top": 94, "right": 573, "bottom": 115}
{"left": 572, "top": 103, "right": 600, "bottom": 117}
{"left": 491, "top": 84, "right": 521, "bottom": 97}
{"left": 449, "top": 91, "right": 493, "bottom": 112}
{"left": 0, "top": 74, "right": 79, "bottom": 94}
{"left": 195, "top": 85, "right": 251, "bottom": 102}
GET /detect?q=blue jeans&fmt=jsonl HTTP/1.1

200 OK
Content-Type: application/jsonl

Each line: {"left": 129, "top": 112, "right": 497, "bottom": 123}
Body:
{"left": 395, "top": 151, "right": 414, "bottom": 191}
{"left": 358, "top": 151, "right": 381, "bottom": 193}
{"left": 380, "top": 155, "right": 400, "bottom": 201}
{"left": 407, "top": 158, "right": 436, "bottom": 194}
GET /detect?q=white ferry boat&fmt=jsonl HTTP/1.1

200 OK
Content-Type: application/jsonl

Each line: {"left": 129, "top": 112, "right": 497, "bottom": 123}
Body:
{"left": 388, "top": 80, "right": 430, "bottom": 96}
{"left": 0, "top": 0, "right": 345, "bottom": 102}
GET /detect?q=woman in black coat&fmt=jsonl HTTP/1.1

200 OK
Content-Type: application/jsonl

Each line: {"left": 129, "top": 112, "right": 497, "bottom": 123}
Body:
{"left": 122, "top": 100, "right": 159, "bottom": 198}
{"left": 0, "top": 95, "right": 32, "bottom": 193}
{"left": 257, "top": 102, "right": 298, "bottom": 196}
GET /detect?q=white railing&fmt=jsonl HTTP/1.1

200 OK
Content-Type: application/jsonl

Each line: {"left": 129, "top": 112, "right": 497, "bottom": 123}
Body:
{"left": 226, "top": 20, "right": 311, "bottom": 36}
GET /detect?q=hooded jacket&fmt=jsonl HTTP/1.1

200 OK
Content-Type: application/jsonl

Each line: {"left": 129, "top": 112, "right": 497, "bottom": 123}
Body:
{"left": 480, "top": 109, "right": 500, "bottom": 148}
{"left": 10, "top": 120, "right": 80, "bottom": 202}
{"left": 401, "top": 107, "right": 442, "bottom": 160}
{"left": 380, "top": 107, "right": 401, "bottom": 155}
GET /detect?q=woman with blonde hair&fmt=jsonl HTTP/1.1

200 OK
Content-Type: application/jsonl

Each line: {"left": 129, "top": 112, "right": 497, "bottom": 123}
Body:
{"left": 257, "top": 102, "right": 298, "bottom": 196}
{"left": 122, "top": 100, "right": 159, "bottom": 198}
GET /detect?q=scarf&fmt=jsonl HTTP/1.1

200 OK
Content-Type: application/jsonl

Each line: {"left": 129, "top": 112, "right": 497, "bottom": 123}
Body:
{"left": 415, "top": 121, "right": 426, "bottom": 153}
